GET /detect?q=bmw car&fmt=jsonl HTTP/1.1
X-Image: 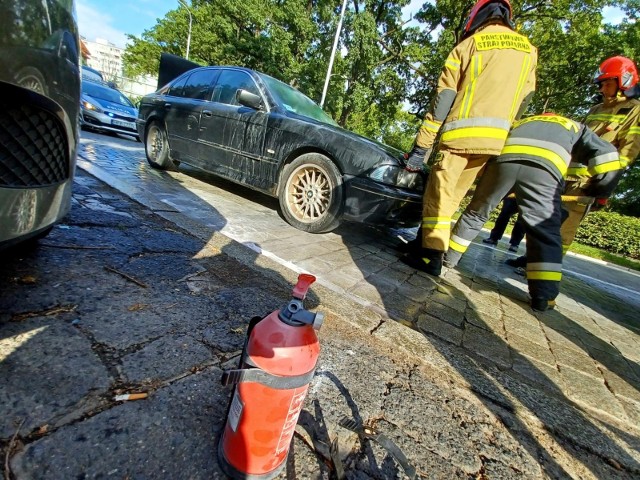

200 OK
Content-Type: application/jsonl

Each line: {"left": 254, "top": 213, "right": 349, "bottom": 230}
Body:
{"left": 137, "top": 55, "right": 424, "bottom": 233}
{"left": 80, "top": 80, "right": 140, "bottom": 141}
{"left": 0, "top": 0, "right": 80, "bottom": 249}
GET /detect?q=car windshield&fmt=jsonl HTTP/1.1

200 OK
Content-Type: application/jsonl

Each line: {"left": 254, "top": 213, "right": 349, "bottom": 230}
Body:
{"left": 82, "top": 81, "right": 134, "bottom": 108}
{"left": 259, "top": 74, "right": 338, "bottom": 126}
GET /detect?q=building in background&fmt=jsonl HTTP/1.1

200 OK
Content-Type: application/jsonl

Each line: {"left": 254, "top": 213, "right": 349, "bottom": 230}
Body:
{"left": 82, "top": 37, "right": 123, "bottom": 80}
{"left": 81, "top": 37, "right": 157, "bottom": 99}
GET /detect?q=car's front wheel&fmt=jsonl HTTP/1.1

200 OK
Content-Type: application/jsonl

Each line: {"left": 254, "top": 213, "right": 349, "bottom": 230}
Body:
{"left": 278, "top": 153, "right": 344, "bottom": 233}
{"left": 145, "top": 122, "right": 178, "bottom": 171}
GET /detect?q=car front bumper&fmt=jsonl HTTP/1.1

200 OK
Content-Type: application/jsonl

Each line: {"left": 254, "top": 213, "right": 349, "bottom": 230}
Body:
{"left": 81, "top": 109, "right": 138, "bottom": 138}
{"left": 343, "top": 177, "right": 423, "bottom": 227}
{"left": 0, "top": 181, "right": 73, "bottom": 248}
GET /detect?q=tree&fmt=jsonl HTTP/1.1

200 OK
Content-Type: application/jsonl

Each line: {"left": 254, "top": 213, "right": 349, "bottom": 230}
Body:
{"left": 122, "top": 0, "right": 640, "bottom": 213}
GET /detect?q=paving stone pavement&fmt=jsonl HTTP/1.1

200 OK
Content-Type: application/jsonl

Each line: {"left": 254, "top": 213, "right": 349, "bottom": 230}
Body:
{"left": 68, "top": 132, "right": 640, "bottom": 475}
{"left": 75, "top": 133, "right": 640, "bottom": 425}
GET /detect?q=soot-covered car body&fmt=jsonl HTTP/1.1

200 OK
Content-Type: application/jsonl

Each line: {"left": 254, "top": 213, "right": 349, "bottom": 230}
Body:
{"left": 137, "top": 55, "right": 423, "bottom": 233}
{"left": 0, "top": 0, "right": 80, "bottom": 249}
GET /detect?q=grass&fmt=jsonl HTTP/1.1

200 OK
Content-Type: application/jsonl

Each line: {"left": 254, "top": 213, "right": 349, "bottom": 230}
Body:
{"left": 567, "top": 243, "right": 640, "bottom": 271}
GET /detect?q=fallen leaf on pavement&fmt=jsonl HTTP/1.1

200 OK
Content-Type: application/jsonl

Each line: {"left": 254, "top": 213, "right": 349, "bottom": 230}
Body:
{"left": 128, "top": 304, "right": 149, "bottom": 311}
{"left": 17, "top": 275, "right": 37, "bottom": 285}
{"left": 11, "top": 304, "right": 78, "bottom": 322}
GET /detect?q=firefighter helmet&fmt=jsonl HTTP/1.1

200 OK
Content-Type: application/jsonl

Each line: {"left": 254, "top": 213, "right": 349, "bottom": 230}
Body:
{"left": 593, "top": 56, "right": 639, "bottom": 91}
{"left": 463, "top": 0, "right": 513, "bottom": 37}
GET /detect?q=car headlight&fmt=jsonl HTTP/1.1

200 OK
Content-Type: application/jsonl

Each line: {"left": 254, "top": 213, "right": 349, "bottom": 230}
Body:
{"left": 368, "top": 165, "right": 424, "bottom": 190}
{"left": 81, "top": 100, "right": 102, "bottom": 112}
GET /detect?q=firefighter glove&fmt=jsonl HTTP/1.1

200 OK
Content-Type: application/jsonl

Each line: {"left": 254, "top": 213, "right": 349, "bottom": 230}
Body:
{"left": 405, "top": 146, "right": 431, "bottom": 172}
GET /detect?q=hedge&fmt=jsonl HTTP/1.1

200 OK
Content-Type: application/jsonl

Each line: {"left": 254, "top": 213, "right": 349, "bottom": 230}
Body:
{"left": 575, "top": 211, "right": 640, "bottom": 260}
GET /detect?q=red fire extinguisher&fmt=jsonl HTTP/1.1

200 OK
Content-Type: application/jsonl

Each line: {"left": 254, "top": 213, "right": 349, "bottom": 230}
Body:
{"left": 218, "top": 273, "right": 324, "bottom": 479}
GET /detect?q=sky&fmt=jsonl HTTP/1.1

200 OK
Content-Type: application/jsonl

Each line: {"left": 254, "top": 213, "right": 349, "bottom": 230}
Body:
{"left": 77, "top": 0, "right": 626, "bottom": 49}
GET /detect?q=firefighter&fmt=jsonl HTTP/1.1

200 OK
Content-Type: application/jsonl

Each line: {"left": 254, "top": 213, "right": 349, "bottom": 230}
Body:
{"left": 402, "top": 0, "right": 537, "bottom": 276}
{"left": 443, "top": 114, "right": 621, "bottom": 311}
{"left": 561, "top": 56, "right": 640, "bottom": 252}
{"left": 506, "top": 56, "right": 640, "bottom": 270}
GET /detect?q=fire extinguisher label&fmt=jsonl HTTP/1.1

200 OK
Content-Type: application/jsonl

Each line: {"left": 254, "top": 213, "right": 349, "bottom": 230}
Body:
{"left": 228, "top": 389, "right": 244, "bottom": 432}
{"left": 275, "top": 389, "right": 308, "bottom": 455}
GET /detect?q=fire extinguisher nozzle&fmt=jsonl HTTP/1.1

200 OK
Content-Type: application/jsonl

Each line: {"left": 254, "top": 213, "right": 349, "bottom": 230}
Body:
{"left": 292, "top": 273, "right": 316, "bottom": 299}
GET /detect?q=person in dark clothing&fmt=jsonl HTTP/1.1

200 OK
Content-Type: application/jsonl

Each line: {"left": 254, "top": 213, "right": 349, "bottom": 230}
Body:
{"left": 444, "top": 113, "right": 621, "bottom": 312}
{"left": 482, "top": 196, "right": 525, "bottom": 252}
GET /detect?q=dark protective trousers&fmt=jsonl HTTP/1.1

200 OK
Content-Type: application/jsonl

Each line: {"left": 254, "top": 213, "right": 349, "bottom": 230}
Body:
{"left": 488, "top": 196, "right": 526, "bottom": 246}
{"left": 446, "top": 160, "right": 564, "bottom": 301}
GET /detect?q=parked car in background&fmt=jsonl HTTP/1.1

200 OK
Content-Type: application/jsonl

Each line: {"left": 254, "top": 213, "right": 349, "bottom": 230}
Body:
{"left": 0, "top": 0, "right": 80, "bottom": 249}
{"left": 80, "top": 80, "right": 140, "bottom": 141}
{"left": 81, "top": 65, "right": 104, "bottom": 83}
{"left": 137, "top": 59, "right": 423, "bottom": 233}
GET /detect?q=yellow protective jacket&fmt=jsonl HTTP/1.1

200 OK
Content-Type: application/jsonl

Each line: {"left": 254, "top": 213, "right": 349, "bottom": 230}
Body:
{"left": 416, "top": 23, "right": 537, "bottom": 155}
{"left": 582, "top": 95, "right": 640, "bottom": 169}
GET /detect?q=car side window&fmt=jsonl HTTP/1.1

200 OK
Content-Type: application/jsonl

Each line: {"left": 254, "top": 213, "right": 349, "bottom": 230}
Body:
{"left": 182, "top": 69, "right": 217, "bottom": 101}
{"left": 167, "top": 75, "right": 188, "bottom": 97}
{"left": 212, "top": 70, "right": 260, "bottom": 106}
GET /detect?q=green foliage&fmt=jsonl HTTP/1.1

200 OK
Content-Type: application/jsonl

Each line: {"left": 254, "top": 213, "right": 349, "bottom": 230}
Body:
{"left": 574, "top": 211, "right": 640, "bottom": 259}
{"left": 121, "top": 0, "right": 640, "bottom": 219}
{"left": 609, "top": 162, "right": 640, "bottom": 216}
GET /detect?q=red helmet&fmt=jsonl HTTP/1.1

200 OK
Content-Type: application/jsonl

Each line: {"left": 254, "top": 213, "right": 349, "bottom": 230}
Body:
{"left": 463, "top": 0, "right": 513, "bottom": 37}
{"left": 593, "top": 56, "right": 639, "bottom": 91}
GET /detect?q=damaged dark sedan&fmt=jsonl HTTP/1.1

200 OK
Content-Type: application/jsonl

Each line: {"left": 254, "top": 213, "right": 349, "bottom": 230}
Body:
{"left": 136, "top": 59, "right": 423, "bottom": 233}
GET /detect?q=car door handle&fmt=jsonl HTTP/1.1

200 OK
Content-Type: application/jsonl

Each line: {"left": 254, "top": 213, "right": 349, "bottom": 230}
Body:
{"left": 202, "top": 110, "right": 213, "bottom": 117}
{"left": 164, "top": 103, "right": 172, "bottom": 109}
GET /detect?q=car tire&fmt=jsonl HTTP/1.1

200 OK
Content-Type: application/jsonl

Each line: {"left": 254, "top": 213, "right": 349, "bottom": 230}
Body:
{"left": 145, "top": 121, "right": 178, "bottom": 171}
{"left": 14, "top": 66, "right": 48, "bottom": 95}
{"left": 278, "top": 153, "right": 344, "bottom": 233}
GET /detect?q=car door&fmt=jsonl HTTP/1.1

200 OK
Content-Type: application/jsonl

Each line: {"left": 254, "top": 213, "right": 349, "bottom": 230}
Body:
{"left": 163, "top": 68, "right": 218, "bottom": 162}
{"left": 197, "top": 69, "right": 268, "bottom": 184}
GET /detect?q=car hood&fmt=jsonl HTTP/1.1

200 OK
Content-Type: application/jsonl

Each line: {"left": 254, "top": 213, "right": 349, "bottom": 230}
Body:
{"left": 82, "top": 93, "right": 137, "bottom": 116}
{"left": 286, "top": 111, "right": 405, "bottom": 165}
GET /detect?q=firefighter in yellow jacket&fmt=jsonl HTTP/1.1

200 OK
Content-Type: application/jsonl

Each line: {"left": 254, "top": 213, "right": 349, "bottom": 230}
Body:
{"left": 561, "top": 56, "right": 640, "bottom": 252}
{"left": 444, "top": 114, "right": 621, "bottom": 311}
{"left": 402, "top": 0, "right": 537, "bottom": 276}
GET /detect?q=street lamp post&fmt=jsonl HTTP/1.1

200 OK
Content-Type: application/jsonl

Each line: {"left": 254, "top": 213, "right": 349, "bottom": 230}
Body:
{"left": 178, "top": 0, "right": 192, "bottom": 60}
{"left": 320, "top": 0, "right": 348, "bottom": 108}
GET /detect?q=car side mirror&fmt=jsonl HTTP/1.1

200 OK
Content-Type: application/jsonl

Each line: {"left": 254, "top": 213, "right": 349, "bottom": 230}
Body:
{"left": 237, "top": 89, "right": 263, "bottom": 110}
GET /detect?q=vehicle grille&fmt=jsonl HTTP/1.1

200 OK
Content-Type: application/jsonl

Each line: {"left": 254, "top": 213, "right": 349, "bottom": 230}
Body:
{"left": 0, "top": 104, "right": 69, "bottom": 187}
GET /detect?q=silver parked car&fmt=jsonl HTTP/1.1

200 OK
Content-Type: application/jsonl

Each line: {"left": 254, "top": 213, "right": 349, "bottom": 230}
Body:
{"left": 0, "top": 0, "right": 81, "bottom": 249}
{"left": 80, "top": 80, "right": 140, "bottom": 141}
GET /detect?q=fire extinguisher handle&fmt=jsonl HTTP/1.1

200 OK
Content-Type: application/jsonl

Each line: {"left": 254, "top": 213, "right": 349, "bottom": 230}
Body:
{"left": 292, "top": 273, "right": 316, "bottom": 300}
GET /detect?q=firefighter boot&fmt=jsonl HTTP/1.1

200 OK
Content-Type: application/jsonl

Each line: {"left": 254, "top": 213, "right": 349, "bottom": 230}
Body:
{"left": 402, "top": 248, "right": 444, "bottom": 277}
{"left": 530, "top": 297, "right": 556, "bottom": 312}
{"left": 443, "top": 249, "right": 462, "bottom": 269}
{"left": 505, "top": 255, "right": 527, "bottom": 268}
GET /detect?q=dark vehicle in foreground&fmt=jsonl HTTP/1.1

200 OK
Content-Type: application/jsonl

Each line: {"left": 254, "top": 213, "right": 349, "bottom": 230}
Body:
{"left": 137, "top": 60, "right": 423, "bottom": 233}
{"left": 80, "top": 80, "right": 139, "bottom": 141}
{"left": 0, "top": 0, "right": 80, "bottom": 249}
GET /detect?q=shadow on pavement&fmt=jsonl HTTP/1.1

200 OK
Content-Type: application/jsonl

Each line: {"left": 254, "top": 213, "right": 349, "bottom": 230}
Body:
{"left": 338, "top": 221, "right": 640, "bottom": 478}
{"left": 0, "top": 166, "right": 346, "bottom": 478}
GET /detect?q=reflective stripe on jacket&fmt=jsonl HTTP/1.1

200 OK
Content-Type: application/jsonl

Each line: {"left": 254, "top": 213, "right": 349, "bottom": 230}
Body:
{"left": 495, "top": 115, "right": 621, "bottom": 182}
{"left": 583, "top": 95, "right": 640, "bottom": 168}
{"left": 416, "top": 24, "right": 537, "bottom": 155}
